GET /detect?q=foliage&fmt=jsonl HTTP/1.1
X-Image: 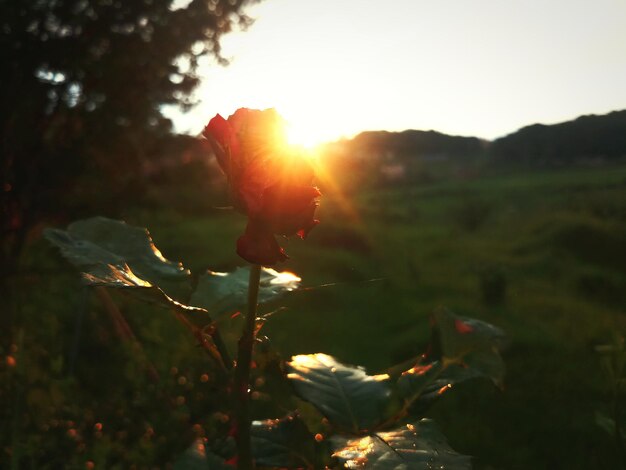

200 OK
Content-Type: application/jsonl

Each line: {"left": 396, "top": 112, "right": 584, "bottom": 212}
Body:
{"left": 4, "top": 163, "right": 626, "bottom": 468}
{"left": 0, "top": 0, "right": 257, "bottom": 277}
{"left": 331, "top": 420, "right": 471, "bottom": 470}
{"left": 42, "top": 216, "right": 507, "bottom": 468}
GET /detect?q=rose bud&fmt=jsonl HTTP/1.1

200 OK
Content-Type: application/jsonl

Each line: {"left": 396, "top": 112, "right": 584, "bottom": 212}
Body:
{"left": 202, "top": 108, "right": 320, "bottom": 265}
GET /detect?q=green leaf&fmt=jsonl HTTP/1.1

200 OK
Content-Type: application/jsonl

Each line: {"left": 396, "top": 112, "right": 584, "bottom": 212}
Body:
{"left": 173, "top": 439, "right": 232, "bottom": 470}
{"left": 286, "top": 354, "right": 399, "bottom": 433}
{"left": 44, "top": 218, "right": 204, "bottom": 314}
{"left": 396, "top": 361, "right": 445, "bottom": 405}
{"left": 190, "top": 266, "right": 301, "bottom": 317}
{"left": 45, "top": 216, "right": 189, "bottom": 283}
{"left": 433, "top": 308, "right": 506, "bottom": 361}
{"left": 251, "top": 414, "right": 316, "bottom": 469}
{"left": 331, "top": 419, "right": 471, "bottom": 469}
{"left": 433, "top": 309, "right": 506, "bottom": 387}
{"left": 394, "top": 310, "right": 506, "bottom": 414}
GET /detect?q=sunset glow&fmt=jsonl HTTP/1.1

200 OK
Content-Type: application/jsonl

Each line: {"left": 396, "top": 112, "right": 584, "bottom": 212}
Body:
{"left": 284, "top": 118, "right": 327, "bottom": 149}
{"left": 167, "top": 0, "right": 626, "bottom": 142}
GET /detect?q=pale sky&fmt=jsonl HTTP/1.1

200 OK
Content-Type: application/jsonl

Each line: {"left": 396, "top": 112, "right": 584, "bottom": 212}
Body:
{"left": 167, "top": 0, "right": 626, "bottom": 145}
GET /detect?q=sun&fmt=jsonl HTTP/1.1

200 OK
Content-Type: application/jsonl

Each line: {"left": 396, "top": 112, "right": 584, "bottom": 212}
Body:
{"left": 285, "top": 120, "right": 324, "bottom": 150}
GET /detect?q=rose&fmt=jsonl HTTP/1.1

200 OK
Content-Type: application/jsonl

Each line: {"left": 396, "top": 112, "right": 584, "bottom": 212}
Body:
{"left": 202, "top": 108, "right": 320, "bottom": 265}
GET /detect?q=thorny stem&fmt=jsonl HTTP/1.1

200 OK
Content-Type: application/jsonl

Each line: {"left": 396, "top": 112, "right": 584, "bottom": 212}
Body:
{"left": 234, "top": 264, "right": 262, "bottom": 470}
{"left": 172, "top": 309, "right": 230, "bottom": 375}
{"left": 165, "top": 295, "right": 232, "bottom": 372}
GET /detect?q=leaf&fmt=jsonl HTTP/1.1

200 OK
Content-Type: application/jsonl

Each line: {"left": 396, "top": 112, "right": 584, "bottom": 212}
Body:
{"left": 45, "top": 216, "right": 189, "bottom": 283}
{"left": 44, "top": 218, "right": 204, "bottom": 314}
{"left": 251, "top": 414, "right": 316, "bottom": 469}
{"left": 286, "top": 354, "right": 399, "bottom": 433}
{"left": 84, "top": 262, "right": 205, "bottom": 313}
{"left": 394, "top": 310, "right": 506, "bottom": 413}
{"left": 395, "top": 361, "right": 444, "bottom": 405}
{"left": 432, "top": 309, "right": 506, "bottom": 387}
{"left": 433, "top": 308, "right": 506, "bottom": 362}
{"left": 190, "top": 266, "right": 301, "bottom": 317}
{"left": 331, "top": 419, "right": 471, "bottom": 469}
{"left": 173, "top": 438, "right": 232, "bottom": 470}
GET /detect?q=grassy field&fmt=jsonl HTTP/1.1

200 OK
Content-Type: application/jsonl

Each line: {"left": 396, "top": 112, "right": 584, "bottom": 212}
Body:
{"left": 7, "top": 162, "right": 626, "bottom": 468}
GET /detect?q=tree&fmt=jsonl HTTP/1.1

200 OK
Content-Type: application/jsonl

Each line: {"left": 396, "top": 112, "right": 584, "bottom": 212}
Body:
{"left": 0, "top": 0, "right": 257, "bottom": 278}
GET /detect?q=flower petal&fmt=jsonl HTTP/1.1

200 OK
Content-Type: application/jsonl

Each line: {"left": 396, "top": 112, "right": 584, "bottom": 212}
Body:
{"left": 260, "top": 184, "right": 321, "bottom": 236}
{"left": 236, "top": 221, "right": 288, "bottom": 266}
{"left": 202, "top": 113, "right": 239, "bottom": 174}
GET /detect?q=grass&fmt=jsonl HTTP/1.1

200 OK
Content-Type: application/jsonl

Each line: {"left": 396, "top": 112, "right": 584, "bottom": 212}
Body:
{"left": 5, "top": 162, "right": 626, "bottom": 468}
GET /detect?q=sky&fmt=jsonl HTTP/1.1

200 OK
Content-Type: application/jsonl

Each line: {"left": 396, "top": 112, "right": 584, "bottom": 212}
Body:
{"left": 167, "top": 0, "right": 626, "bottom": 145}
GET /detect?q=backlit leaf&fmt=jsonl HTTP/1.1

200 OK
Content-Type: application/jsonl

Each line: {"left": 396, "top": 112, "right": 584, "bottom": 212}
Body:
{"left": 190, "top": 266, "right": 301, "bottom": 317}
{"left": 46, "top": 216, "right": 189, "bottom": 284}
{"left": 44, "top": 218, "right": 204, "bottom": 314}
{"left": 286, "top": 354, "right": 399, "bottom": 433}
{"left": 331, "top": 419, "right": 471, "bottom": 469}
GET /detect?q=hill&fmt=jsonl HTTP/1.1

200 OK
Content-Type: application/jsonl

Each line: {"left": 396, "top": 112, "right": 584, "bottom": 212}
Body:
{"left": 489, "top": 110, "right": 626, "bottom": 167}
{"left": 319, "top": 110, "right": 626, "bottom": 187}
{"left": 349, "top": 129, "right": 486, "bottom": 160}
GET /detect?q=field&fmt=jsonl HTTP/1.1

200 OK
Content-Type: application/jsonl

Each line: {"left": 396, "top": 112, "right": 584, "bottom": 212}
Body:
{"left": 6, "top": 162, "right": 626, "bottom": 469}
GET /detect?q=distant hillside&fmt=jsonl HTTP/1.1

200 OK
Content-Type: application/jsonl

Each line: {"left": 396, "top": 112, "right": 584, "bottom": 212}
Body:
{"left": 319, "top": 129, "right": 487, "bottom": 188}
{"left": 349, "top": 129, "right": 486, "bottom": 160}
{"left": 491, "top": 110, "right": 626, "bottom": 167}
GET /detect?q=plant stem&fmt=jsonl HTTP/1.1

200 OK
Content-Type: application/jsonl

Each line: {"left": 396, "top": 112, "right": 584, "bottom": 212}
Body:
{"left": 614, "top": 385, "right": 624, "bottom": 468}
{"left": 234, "top": 264, "right": 262, "bottom": 470}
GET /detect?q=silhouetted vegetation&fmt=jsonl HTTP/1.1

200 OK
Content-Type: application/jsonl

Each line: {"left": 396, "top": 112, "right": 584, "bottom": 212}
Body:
{"left": 2, "top": 4, "right": 626, "bottom": 464}
{"left": 0, "top": 0, "right": 256, "bottom": 278}
{"left": 491, "top": 110, "right": 626, "bottom": 167}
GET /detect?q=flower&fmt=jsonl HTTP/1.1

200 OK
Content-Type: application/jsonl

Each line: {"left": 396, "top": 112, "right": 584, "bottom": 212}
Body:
{"left": 202, "top": 108, "right": 320, "bottom": 265}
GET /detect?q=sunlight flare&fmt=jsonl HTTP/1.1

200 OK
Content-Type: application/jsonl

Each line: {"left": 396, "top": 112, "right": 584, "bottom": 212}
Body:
{"left": 285, "top": 119, "right": 326, "bottom": 150}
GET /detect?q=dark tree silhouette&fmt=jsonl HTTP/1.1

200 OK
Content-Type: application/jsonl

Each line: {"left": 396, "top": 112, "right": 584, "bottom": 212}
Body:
{"left": 0, "top": 0, "right": 257, "bottom": 277}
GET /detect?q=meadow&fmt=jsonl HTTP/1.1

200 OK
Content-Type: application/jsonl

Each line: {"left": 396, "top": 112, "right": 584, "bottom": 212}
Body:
{"left": 6, "top": 161, "right": 626, "bottom": 469}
